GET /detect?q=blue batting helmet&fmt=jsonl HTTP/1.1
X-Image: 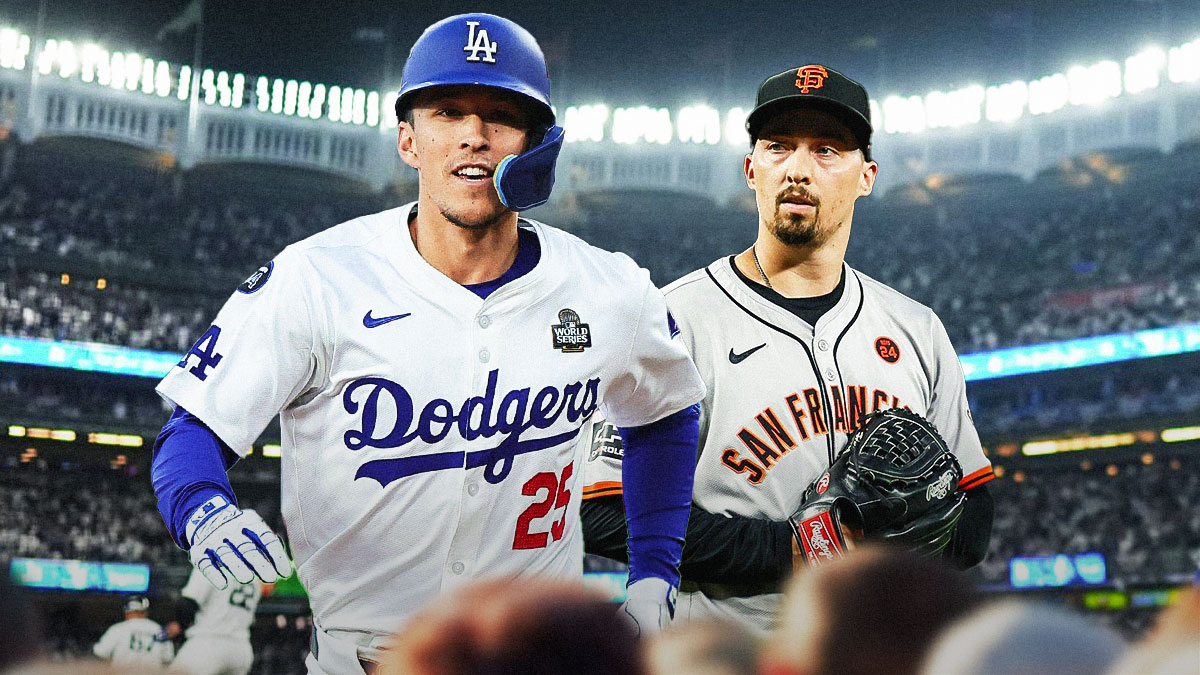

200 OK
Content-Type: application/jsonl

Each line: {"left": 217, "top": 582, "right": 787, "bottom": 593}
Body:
{"left": 397, "top": 13, "right": 564, "bottom": 211}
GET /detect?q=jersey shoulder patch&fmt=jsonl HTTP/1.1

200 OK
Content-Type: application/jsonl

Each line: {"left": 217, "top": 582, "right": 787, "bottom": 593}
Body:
{"left": 237, "top": 261, "right": 274, "bottom": 294}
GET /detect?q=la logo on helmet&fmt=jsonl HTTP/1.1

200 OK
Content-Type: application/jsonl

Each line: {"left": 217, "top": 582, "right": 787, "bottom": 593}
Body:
{"left": 464, "top": 21, "right": 498, "bottom": 63}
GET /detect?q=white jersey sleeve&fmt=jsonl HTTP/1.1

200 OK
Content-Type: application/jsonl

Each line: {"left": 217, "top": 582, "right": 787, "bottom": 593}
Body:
{"left": 180, "top": 565, "right": 214, "bottom": 606}
{"left": 156, "top": 250, "right": 327, "bottom": 454}
{"left": 597, "top": 274, "right": 705, "bottom": 428}
{"left": 92, "top": 624, "right": 117, "bottom": 660}
{"left": 926, "top": 314, "right": 993, "bottom": 488}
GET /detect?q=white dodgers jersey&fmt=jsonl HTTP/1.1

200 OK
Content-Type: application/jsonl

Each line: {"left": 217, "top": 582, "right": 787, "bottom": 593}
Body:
{"left": 156, "top": 204, "right": 705, "bottom": 640}
{"left": 583, "top": 257, "right": 993, "bottom": 630}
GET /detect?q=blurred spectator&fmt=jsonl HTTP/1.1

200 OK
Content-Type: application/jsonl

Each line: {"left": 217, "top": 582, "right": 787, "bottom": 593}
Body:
{"left": 920, "top": 600, "right": 1126, "bottom": 674}
{"left": 1108, "top": 586, "right": 1200, "bottom": 674}
{"left": 762, "top": 546, "right": 978, "bottom": 675}
{"left": 0, "top": 572, "right": 44, "bottom": 671}
{"left": 380, "top": 579, "right": 642, "bottom": 675}
{"left": 645, "top": 620, "right": 758, "bottom": 675}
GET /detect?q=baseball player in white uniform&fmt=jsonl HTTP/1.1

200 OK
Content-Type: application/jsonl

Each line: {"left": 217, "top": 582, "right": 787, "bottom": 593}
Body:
{"left": 92, "top": 596, "right": 174, "bottom": 670}
{"left": 582, "top": 65, "right": 995, "bottom": 632}
{"left": 170, "top": 566, "right": 261, "bottom": 675}
{"left": 150, "top": 14, "right": 704, "bottom": 674}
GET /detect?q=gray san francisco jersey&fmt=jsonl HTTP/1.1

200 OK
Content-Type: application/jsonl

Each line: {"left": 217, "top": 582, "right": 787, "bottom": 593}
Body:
{"left": 158, "top": 204, "right": 705, "bottom": 640}
{"left": 583, "top": 257, "right": 993, "bottom": 630}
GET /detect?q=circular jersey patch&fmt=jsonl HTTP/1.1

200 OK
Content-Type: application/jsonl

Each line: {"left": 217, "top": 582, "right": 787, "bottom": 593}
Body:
{"left": 875, "top": 336, "right": 901, "bottom": 363}
{"left": 237, "top": 261, "right": 274, "bottom": 294}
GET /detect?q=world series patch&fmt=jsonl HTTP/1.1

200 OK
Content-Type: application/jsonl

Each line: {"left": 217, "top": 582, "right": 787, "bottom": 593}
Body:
{"left": 551, "top": 308, "right": 592, "bottom": 352}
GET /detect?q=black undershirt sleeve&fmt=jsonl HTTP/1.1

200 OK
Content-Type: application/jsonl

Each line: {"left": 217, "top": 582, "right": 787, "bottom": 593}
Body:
{"left": 174, "top": 597, "right": 199, "bottom": 631}
{"left": 581, "top": 495, "right": 794, "bottom": 584}
{"left": 945, "top": 483, "right": 994, "bottom": 570}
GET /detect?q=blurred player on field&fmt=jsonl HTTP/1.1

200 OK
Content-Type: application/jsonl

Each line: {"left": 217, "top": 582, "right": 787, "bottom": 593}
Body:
{"left": 169, "top": 566, "right": 263, "bottom": 675}
{"left": 92, "top": 596, "right": 173, "bottom": 671}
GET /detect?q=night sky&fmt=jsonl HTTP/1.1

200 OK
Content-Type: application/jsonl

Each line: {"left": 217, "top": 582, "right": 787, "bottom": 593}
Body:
{"left": 1, "top": 0, "right": 1196, "bottom": 107}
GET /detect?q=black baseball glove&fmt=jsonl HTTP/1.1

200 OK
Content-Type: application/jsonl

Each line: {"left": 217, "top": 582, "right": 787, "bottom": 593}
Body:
{"left": 789, "top": 408, "right": 966, "bottom": 567}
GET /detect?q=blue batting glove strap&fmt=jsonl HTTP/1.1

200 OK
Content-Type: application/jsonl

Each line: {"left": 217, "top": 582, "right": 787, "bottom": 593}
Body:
{"left": 186, "top": 496, "right": 292, "bottom": 590}
{"left": 621, "top": 577, "right": 678, "bottom": 637}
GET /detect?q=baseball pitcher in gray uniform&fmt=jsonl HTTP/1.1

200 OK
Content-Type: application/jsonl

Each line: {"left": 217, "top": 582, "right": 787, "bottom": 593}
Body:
{"left": 582, "top": 64, "right": 995, "bottom": 632}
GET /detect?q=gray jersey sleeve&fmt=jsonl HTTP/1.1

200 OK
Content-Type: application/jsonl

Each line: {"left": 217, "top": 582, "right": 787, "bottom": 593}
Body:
{"left": 926, "top": 313, "right": 993, "bottom": 485}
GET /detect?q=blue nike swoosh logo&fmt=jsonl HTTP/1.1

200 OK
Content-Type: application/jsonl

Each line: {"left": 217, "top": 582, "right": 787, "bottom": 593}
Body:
{"left": 363, "top": 311, "right": 411, "bottom": 328}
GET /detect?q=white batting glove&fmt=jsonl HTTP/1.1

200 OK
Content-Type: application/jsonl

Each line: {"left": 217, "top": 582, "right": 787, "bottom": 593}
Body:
{"left": 185, "top": 496, "right": 292, "bottom": 589}
{"left": 621, "top": 577, "right": 677, "bottom": 636}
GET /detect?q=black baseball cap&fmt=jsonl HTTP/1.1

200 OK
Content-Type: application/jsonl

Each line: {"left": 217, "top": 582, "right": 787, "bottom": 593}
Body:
{"left": 746, "top": 65, "right": 873, "bottom": 160}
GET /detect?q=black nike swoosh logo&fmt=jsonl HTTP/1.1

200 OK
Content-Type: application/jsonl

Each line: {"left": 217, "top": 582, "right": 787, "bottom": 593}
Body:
{"left": 363, "top": 311, "right": 412, "bottom": 328}
{"left": 729, "top": 343, "right": 767, "bottom": 364}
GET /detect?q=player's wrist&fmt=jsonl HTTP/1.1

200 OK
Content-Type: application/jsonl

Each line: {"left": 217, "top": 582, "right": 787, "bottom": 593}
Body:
{"left": 184, "top": 495, "right": 240, "bottom": 548}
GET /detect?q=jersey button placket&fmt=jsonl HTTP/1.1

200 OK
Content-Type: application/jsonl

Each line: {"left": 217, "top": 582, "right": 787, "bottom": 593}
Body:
{"left": 479, "top": 348, "right": 490, "bottom": 363}
{"left": 817, "top": 338, "right": 830, "bottom": 351}
{"left": 451, "top": 561, "right": 465, "bottom": 575}
{"left": 478, "top": 314, "right": 491, "bottom": 328}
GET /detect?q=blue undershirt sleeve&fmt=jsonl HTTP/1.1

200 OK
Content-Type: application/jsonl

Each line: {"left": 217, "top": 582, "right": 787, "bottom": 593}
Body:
{"left": 151, "top": 406, "right": 240, "bottom": 548}
{"left": 617, "top": 403, "right": 700, "bottom": 587}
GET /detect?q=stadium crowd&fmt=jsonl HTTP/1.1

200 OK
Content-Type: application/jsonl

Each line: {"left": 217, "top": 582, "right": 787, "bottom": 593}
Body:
{"left": 1, "top": 453, "right": 1195, "bottom": 592}
{"left": 0, "top": 147, "right": 1198, "bottom": 357}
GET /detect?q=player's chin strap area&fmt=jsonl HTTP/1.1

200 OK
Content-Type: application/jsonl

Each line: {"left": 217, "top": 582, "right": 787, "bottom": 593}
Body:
{"left": 494, "top": 124, "right": 565, "bottom": 211}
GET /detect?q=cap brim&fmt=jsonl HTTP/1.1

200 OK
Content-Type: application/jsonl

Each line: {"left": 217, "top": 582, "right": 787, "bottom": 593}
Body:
{"left": 747, "top": 95, "right": 872, "bottom": 153}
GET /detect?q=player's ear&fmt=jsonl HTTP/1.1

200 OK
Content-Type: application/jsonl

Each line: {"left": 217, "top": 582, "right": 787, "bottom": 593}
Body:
{"left": 857, "top": 157, "right": 878, "bottom": 197}
{"left": 744, "top": 153, "right": 756, "bottom": 191}
{"left": 397, "top": 121, "right": 420, "bottom": 171}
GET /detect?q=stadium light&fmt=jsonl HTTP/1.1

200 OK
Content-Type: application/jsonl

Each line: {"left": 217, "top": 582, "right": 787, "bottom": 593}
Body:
{"left": 141, "top": 58, "right": 155, "bottom": 95}
{"left": 37, "top": 39, "right": 56, "bottom": 75}
{"left": 231, "top": 73, "right": 245, "bottom": 108}
{"left": 925, "top": 84, "right": 984, "bottom": 129}
{"left": 0, "top": 28, "right": 31, "bottom": 70}
{"left": 57, "top": 40, "right": 77, "bottom": 78}
{"left": 177, "top": 65, "right": 191, "bottom": 100}
{"left": 724, "top": 107, "right": 749, "bottom": 146}
{"left": 342, "top": 87, "right": 356, "bottom": 125}
{"left": 1067, "top": 60, "right": 1121, "bottom": 106}
{"left": 382, "top": 90, "right": 398, "bottom": 128}
{"left": 366, "top": 91, "right": 380, "bottom": 127}
{"left": 612, "top": 106, "right": 673, "bottom": 145}
{"left": 1167, "top": 38, "right": 1200, "bottom": 83}
{"left": 201, "top": 68, "right": 216, "bottom": 104}
{"left": 328, "top": 85, "right": 342, "bottom": 122}
{"left": 352, "top": 88, "right": 367, "bottom": 125}
{"left": 271, "top": 78, "right": 284, "bottom": 114}
{"left": 283, "top": 79, "right": 298, "bottom": 116}
{"left": 123, "top": 53, "right": 142, "bottom": 92}
{"left": 310, "top": 83, "right": 326, "bottom": 120}
{"left": 882, "top": 95, "right": 925, "bottom": 134}
{"left": 1028, "top": 73, "right": 1069, "bottom": 115}
{"left": 677, "top": 105, "right": 721, "bottom": 145}
{"left": 291, "top": 81, "right": 307, "bottom": 117}
{"left": 154, "top": 61, "right": 171, "bottom": 97}
{"left": 1124, "top": 47, "right": 1165, "bottom": 94}
{"left": 255, "top": 76, "right": 269, "bottom": 111}
{"left": 985, "top": 80, "right": 1028, "bottom": 123}
{"left": 215, "top": 71, "right": 230, "bottom": 107}
{"left": 564, "top": 104, "right": 609, "bottom": 143}
{"left": 79, "top": 44, "right": 102, "bottom": 82}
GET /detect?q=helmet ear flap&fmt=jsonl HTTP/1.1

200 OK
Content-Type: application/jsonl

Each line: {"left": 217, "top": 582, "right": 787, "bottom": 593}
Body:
{"left": 495, "top": 125, "right": 565, "bottom": 211}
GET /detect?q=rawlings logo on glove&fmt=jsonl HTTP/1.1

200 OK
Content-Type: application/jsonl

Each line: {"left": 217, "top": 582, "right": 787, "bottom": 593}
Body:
{"left": 789, "top": 408, "right": 966, "bottom": 567}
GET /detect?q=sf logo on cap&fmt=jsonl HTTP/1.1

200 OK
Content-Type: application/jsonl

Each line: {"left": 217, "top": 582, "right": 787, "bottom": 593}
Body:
{"left": 795, "top": 65, "right": 829, "bottom": 93}
{"left": 464, "top": 21, "right": 498, "bottom": 63}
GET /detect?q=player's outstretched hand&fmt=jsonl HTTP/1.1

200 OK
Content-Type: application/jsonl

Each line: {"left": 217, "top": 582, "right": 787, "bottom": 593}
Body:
{"left": 185, "top": 496, "right": 292, "bottom": 589}
{"left": 621, "top": 577, "right": 677, "bottom": 636}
